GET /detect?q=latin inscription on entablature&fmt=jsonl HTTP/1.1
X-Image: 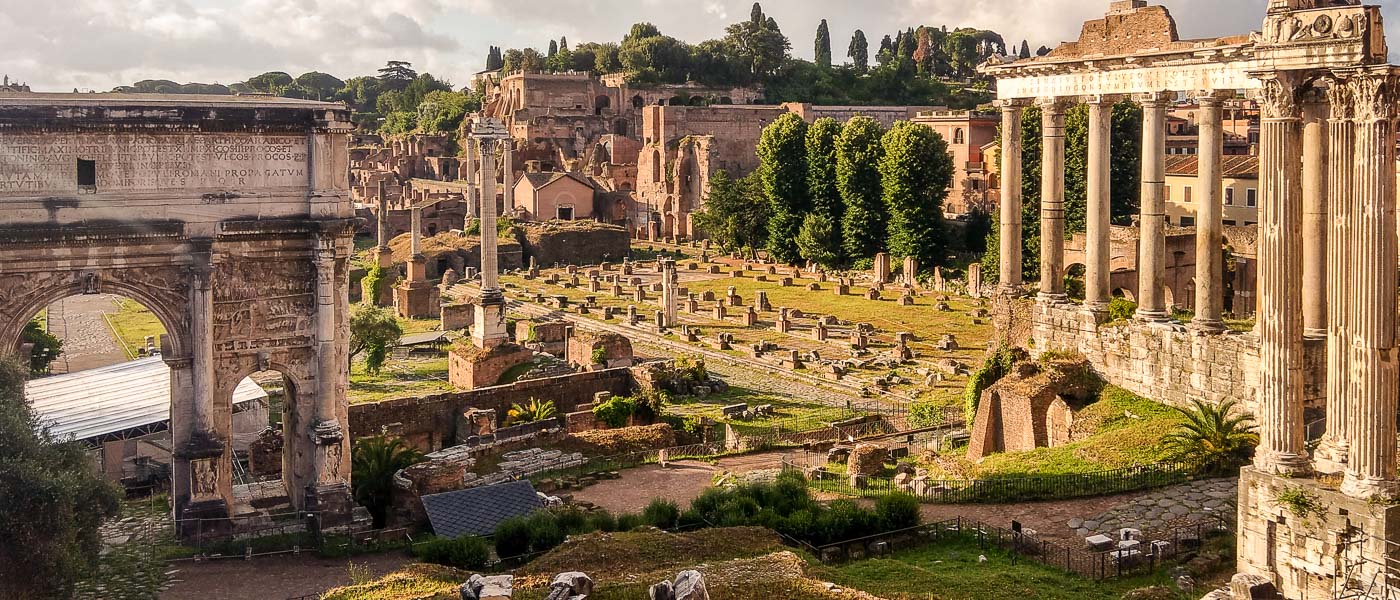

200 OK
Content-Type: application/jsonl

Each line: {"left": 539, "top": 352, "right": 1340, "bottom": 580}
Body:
{"left": 0, "top": 133, "right": 308, "bottom": 194}
{"left": 995, "top": 62, "right": 1262, "bottom": 100}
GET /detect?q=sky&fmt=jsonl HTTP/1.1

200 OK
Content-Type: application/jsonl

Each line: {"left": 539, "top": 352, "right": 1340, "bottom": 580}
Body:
{"left": 0, "top": 0, "right": 1382, "bottom": 93}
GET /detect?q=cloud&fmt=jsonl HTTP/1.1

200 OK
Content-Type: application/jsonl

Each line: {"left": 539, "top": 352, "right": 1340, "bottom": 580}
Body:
{"left": 4, "top": 0, "right": 1396, "bottom": 93}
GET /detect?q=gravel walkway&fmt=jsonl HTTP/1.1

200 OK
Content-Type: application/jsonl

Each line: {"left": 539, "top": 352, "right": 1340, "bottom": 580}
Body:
{"left": 46, "top": 294, "right": 129, "bottom": 373}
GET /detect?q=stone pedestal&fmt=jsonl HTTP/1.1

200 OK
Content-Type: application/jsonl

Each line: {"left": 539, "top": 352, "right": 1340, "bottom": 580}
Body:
{"left": 448, "top": 342, "right": 533, "bottom": 390}
{"left": 873, "top": 252, "right": 890, "bottom": 283}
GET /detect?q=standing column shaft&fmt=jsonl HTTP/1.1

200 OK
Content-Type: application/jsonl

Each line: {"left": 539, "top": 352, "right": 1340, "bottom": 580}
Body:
{"left": 1193, "top": 95, "right": 1227, "bottom": 332}
{"left": 999, "top": 102, "right": 1024, "bottom": 293}
{"left": 479, "top": 140, "right": 500, "bottom": 294}
{"left": 1136, "top": 94, "right": 1169, "bottom": 321}
{"left": 313, "top": 243, "right": 339, "bottom": 424}
{"left": 464, "top": 139, "right": 479, "bottom": 219}
{"left": 502, "top": 140, "right": 514, "bottom": 213}
{"left": 1039, "top": 100, "right": 1068, "bottom": 300}
{"left": 375, "top": 179, "right": 389, "bottom": 248}
{"left": 1253, "top": 76, "right": 1309, "bottom": 476}
{"left": 188, "top": 253, "right": 215, "bottom": 439}
{"left": 1084, "top": 97, "right": 1113, "bottom": 313}
{"left": 1317, "top": 81, "right": 1355, "bottom": 474}
{"left": 1342, "top": 73, "right": 1399, "bottom": 499}
{"left": 410, "top": 207, "right": 423, "bottom": 256}
{"left": 1301, "top": 99, "right": 1329, "bottom": 339}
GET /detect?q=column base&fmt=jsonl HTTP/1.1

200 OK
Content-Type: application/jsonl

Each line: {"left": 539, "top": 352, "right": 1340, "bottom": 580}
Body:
{"left": 1135, "top": 309, "right": 1172, "bottom": 324}
{"left": 1340, "top": 473, "right": 1399, "bottom": 501}
{"left": 1189, "top": 318, "right": 1228, "bottom": 334}
{"left": 1036, "top": 292, "right": 1069, "bottom": 305}
{"left": 176, "top": 498, "right": 231, "bottom": 541}
{"left": 1080, "top": 301, "right": 1110, "bottom": 320}
{"left": 304, "top": 482, "right": 359, "bottom": 530}
{"left": 1253, "top": 450, "right": 1311, "bottom": 478}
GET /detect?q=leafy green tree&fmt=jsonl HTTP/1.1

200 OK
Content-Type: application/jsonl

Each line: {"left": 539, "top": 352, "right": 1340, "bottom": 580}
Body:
{"left": 814, "top": 19, "right": 832, "bottom": 69}
{"left": 22, "top": 319, "right": 62, "bottom": 375}
{"left": 625, "top": 22, "right": 662, "bottom": 42}
{"left": 836, "top": 116, "right": 887, "bottom": 260}
{"left": 377, "top": 60, "right": 417, "bottom": 90}
{"left": 795, "top": 213, "right": 842, "bottom": 268}
{"left": 848, "top": 30, "right": 869, "bottom": 74}
{"left": 877, "top": 34, "right": 895, "bottom": 67}
{"left": 295, "top": 72, "right": 345, "bottom": 100}
{"left": 416, "top": 90, "right": 480, "bottom": 133}
{"left": 0, "top": 356, "right": 121, "bottom": 599}
{"left": 501, "top": 48, "right": 525, "bottom": 73}
{"left": 1163, "top": 399, "right": 1259, "bottom": 474}
{"left": 619, "top": 34, "right": 692, "bottom": 83}
{"left": 692, "top": 170, "right": 770, "bottom": 258}
{"left": 723, "top": 3, "right": 790, "bottom": 79}
{"left": 548, "top": 39, "right": 559, "bottom": 58}
{"left": 350, "top": 437, "right": 423, "bottom": 528}
{"left": 245, "top": 71, "right": 293, "bottom": 93}
{"left": 757, "top": 112, "right": 810, "bottom": 264}
{"left": 880, "top": 121, "right": 952, "bottom": 267}
{"left": 805, "top": 117, "right": 843, "bottom": 263}
{"left": 349, "top": 304, "right": 401, "bottom": 374}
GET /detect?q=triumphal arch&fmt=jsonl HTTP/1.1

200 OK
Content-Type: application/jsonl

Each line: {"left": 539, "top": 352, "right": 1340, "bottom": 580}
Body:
{"left": 0, "top": 93, "right": 358, "bottom": 536}
{"left": 983, "top": 1, "right": 1400, "bottom": 597}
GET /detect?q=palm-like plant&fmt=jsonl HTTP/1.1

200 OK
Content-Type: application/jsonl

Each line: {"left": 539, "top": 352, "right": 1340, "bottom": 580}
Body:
{"left": 506, "top": 398, "right": 557, "bottom": 426}
{"left": 1162, "top": 398, "right": 1259, "bottom": 474}
{"left": 351, "top": 437, "right": 424, "bottom": 528}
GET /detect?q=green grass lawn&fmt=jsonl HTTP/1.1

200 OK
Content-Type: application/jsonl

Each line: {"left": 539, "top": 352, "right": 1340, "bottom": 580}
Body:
{"left": 809, "top": 538, "right": 1177, "bottom": 600}
{"left": 922, "top": 386, "right": 1186, "bottom": 479}
{"left": 664, "top": 383, "right": 849, "bottom": 435}
{"left": 105, "top": 297, "right": 167, "bottom": 358}
{"left": 348, "top": 357, "right": 453, "bottom": 404}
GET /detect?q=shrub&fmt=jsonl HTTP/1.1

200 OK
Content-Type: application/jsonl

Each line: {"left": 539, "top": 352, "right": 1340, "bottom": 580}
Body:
{"left": 527, "top": 511, "right": 566, "bottom": 553}
{"left": 586, "top": 510, "right": 617, "bottom": 533}
{"left": 492, "top": 515, "right": 533, "bottom": 559}
{"left": 1109, "top": 296, "right": 1138, "bottom": 322}
{"left": 554, "top": 507, "right": 589, "bottom": 535}
{"left": 674, "top": 355, "right": 708, "bottom": 382}
{"left": 678, "top": 508, "right": 706, "bottom": 529}
{"left": 814, "top": 500, "right": 872, "bottom": 545}
{"left": 616, "top": 513, "right": 646, "bottom": 532}
{"left": 963, "top": 345, "right": 1020, "bottom": 426}
{"left": 662, "top": 414, "right": 705, "bottom": 438}
{"left": 874, "top": 492, "right": 921, "bottom": 532}
{"left": 592, "top": 396, "right": 638, "bottom": 428}
{"left": 414, "top": 535, "right": 490, "bottom": 570}
{"left": 908, "top": 401, "right": 946, "bottom": 429}
{"left": 506, "top": 398, "right": 557, "bottom": 426}
{"left": 642, "top": 499, "right": 681, "bottom": 530}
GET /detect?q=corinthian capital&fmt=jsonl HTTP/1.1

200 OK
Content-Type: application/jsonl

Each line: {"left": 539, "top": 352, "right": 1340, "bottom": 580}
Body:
{"left": 1255, "top": 73, "right": 1303, "bottom": 120}
{"left": 1348, "top": 71, "right": 1395, "bottom": 124}
{"left": 1324, "top": 75, "right": 1354, "bottom": 121}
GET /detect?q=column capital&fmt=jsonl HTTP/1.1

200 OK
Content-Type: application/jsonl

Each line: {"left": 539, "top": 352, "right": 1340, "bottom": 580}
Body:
{"left": 1252, "top": 72, "right": 1305, "bottom": 120}
{"left": 1348, "top": 70, "right": 1396, "bottom": 124}
{"left": 1035, "top": 96, "right": 1074, "bottom": 114}
{"left": 1132, "top": 91, "right": 1171, "bottom": 106}
{"left": 1081, "top": 94, "right": 1122, "bottom": 106}
{"left": 1324, "top": 77, "right": 1355, "bottom": 120}
{"left": 993, "top": 98, "right": 1031, "bottom": 111}
{"left": 1190, "top": 90, "right": 1233, "bottom": 106}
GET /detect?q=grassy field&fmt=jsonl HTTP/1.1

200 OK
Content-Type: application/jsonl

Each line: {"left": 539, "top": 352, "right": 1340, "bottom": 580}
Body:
{"left": 106, "top": 297, "right": 167, "bottom": 358}
{"left": 920, "top": 386, "right": 1186, "bottom": 479}
{"left": 664, "top": 382, "right": 850, "bottom": 433}
{"left": 809, "top": 538, "right": 1177, "bottom": 600}
{"left": 348, "top": 357, "right": 452, "bottom": 404}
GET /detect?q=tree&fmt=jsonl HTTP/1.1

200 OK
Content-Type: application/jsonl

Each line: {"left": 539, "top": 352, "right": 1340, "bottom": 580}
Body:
{"left": 814, "top": 19, "right": 832, "bottom": 69}
{"left": 837, "top": 116, "right": 887, "bottom": 260}
{"left": 692, "top": 170, "right": 770, "bottom": 257}
{"left": 417, "top": 90, "right": 480, "bottom": 133}
{"left": 245, "top": 71, "right": 292, "bottom": 94}
{"left": 377, "top": 61, "right": 417, "bottom": 90}
{"left": 796, "top": 212, "right": 841, "bottom": 268}
{"left": 485, "top": 46, "right": 504, "bottom": 70}
{"left": 757, "top": 113, "right": 810, "bottom": 264}
{"left": 625, "top": 22, "right": 662, "bottom": 42}
{"left": 1037, "top": 45, "right": 1051, "bottom": 57}
{"left": 22, "top": 319, "right": 62, "bottom": 375}
{"left": 1019, "top": 40, "right": 1032, "bottom": 59}
{"left": 880, "top": 121, "right": 952, "bottom": 267}
{"left": 913, "top": 28, "right": 934, "bottom": 75}
{"left": 805, "top": 117, "right": 843, "bottom": 263}
{"left": 559, "top": 36, "right": 569, "bottom": 52}
{"left": 351, "top": 437, "right": 423, "bottom": 528}
{"left": 548, "top": 39, "right": 559, "bottom": 58}
{"left": 848, "top": 30, "right": 869, "bottom": 74}
{"left": 723, "top": 3, "right": 790, "bottom": 79}
{"left": 0, "top": 355, "right": 121, "bottom": 599}
{"left": 506, "top": 398, "right": 558, "bottom": 425}
{"left": 295, "top": 72, "right": 345, "bottom": 100}
{"left": 1162, "top": 399, "right": 1259, "bottom": 474}
{"left": 349, "top": 304, "right": 401, "bottom": 374}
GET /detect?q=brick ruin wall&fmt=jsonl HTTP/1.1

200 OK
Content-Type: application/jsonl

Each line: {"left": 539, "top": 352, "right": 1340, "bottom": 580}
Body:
{"left": 1031, "top": 302, "right": 1324, "bottom": 418}
{"left": 349, "top": 367, "right": 635, "bottom": 451}
{"left": 516, "top": 222, "right": 630, "bottom": 267}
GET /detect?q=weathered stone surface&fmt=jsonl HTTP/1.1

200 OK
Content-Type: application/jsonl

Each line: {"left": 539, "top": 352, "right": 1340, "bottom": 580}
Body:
{"left": 672, "top": 570, "right": 709, "bottom": 600}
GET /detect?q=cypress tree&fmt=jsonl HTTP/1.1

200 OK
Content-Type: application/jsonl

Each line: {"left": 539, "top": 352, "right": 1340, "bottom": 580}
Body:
{"left": 805, "top": 117, "right": 843, "bottom": 264}
{"left": 815, "top": 19, "right": 832, "bottom": 69}
{"left": 849, "top": 30, "right": 869, "bottom": 74}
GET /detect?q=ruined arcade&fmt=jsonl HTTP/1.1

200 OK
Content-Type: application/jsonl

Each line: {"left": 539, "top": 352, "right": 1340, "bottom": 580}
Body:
{"left": 0, "top": 93, "right": 360, "bottom": 537}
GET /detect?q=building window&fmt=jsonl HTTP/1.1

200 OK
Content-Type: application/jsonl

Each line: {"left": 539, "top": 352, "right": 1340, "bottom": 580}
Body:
{"left": 557, "top": 206, "right": 575, "bottom": 221}
{"left": 1183, "top": 186, "right": 1193, "bottom": 203}
{"left": 953, "top": 128, "right": 965, "bottom": 144}
{"left": 1180, "top": 216, "right": 1196, "bottom": 227}
{"left": 1225, "top": 188, "right": 1234, "bottom": 206}
{"left": 1246, "top": 188, "right": 1257, "bottom": 207}
{"left": 1224, "top": 219, "right": 1236, "bottom": 226}
{"left": 77, "top": 159, "right": 97, "bottom": 192}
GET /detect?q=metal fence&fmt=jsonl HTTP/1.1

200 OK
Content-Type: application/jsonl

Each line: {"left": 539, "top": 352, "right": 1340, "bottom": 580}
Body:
{"left": 812, "top": 516, "right": 1229, "bottom": 581}
{"left": 784, "top": 455, "right": 1206, "bottom": 504}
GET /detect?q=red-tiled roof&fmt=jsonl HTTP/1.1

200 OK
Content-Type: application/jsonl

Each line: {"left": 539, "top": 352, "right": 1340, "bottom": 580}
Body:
{"left": 1164, "top": 155, "right": 1258, "bottom": 178}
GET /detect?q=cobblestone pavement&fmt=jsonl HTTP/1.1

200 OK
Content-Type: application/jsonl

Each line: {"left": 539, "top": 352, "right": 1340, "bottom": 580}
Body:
{"left": 74, "top": 505, "right": 175, "bottom": 600}
{"left": 1068, "top": 477, "right": 1238, "bottom": 537}
{"left": 46, "top": 294, "right": 129, "bottom": 373}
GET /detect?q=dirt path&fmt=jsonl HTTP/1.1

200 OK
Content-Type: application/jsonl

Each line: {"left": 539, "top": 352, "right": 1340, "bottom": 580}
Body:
{"left": 161, "top": 551, "right": 413, "bottom": 600}
{"left": 46, "top": 294, "right": 129, "bottom": 373}
{"left": 570, "top": 451, "right": 795, "bottom": 514}
{"left": 911, "top": 491, "right": 1153, "bottom": 543}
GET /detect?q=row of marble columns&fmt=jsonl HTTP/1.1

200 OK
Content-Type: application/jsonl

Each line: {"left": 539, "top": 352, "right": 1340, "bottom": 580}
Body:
{"left": 997, "top": 92, "right": 1238, "bottom": 331}
{"left": 997, "top": 73, "right": 1399, "bottom": 499}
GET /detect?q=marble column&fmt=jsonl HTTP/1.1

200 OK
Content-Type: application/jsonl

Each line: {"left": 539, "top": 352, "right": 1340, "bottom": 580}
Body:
{"left": 463, "top": 139, "right": 479, "bottom": 219}
{"left": 1039, "top": 98, "right": 1069, "bottom": 301}
{"left": 187, "top": 245, "right": 216, "bottom": 444}
{"left": 1301, "top": 95, "right": 1329, "bottom": 339}
{"left": 502, "top": 139, "right": 515, "bottom": 213}
{"left": 1316, "top": 79, "right": 1355, "bottom": 475}
{"left": 312, "top": 240, "right": 341, "bottom": 427}
{"left": 375, "top": 179, "right": 389, "bottom": 249}
{"left": 1341, "top": 71, "right": 1399, "bottom": 499}
{"left": 1192, "top": 93, "right": 1227, "bottom": 333}
{"left": 998, "top": 100, "right": 1024, "bottom": 294}
{"left": 473, "top": 131, "right": 509, "bottom": 349}
{"left": 1084, "top": 96, "right": 1113, "bottom": 314}
{"left": 661, "top": 259, "right": 679, "bottom": 328}
{"left": 1136, "top": 93, "right": 1169, "bottom": 322}
{"left": 1253, "top": 74, "right": 1309, "bottom": 477}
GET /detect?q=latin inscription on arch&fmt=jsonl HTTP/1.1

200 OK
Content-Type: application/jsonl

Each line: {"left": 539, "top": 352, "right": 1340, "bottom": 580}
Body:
{"left": 995, "top": 62, "right": 1262, "bottom": 100}
{"left": 0, "top": 133, "right": 308, "bottom": 193}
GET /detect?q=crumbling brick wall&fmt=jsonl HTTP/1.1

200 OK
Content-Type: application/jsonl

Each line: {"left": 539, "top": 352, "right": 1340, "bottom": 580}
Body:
{"left": 515, "top": 221, "right": 629, "bottom": 267}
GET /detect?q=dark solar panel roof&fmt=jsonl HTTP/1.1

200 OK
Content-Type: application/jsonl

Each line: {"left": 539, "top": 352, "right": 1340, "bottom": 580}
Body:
{"left": 421, "top": 480, "right": 544, "bottom": 538}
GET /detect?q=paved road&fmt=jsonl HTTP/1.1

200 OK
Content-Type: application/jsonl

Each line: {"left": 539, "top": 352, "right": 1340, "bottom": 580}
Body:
{"left": 45, "top": 294, "right": 129, "bottom": 373}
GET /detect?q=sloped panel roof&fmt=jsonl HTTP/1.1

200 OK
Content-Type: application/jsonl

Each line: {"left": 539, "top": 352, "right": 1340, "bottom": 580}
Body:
{"left": 421, "top": 480, "right": 544, "bottom": 539}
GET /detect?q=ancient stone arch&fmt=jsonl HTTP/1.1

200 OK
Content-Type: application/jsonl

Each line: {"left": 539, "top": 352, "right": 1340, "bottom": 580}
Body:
{"left": 0, "top": 94, "right": 359, "bottom": 539}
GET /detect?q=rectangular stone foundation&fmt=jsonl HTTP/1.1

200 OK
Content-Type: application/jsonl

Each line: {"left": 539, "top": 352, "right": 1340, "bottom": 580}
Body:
{"left": 1236, "top": 468, "right": 1400, "bottom": 598}
{"left": 448, "top": 343, "right": 534, "bottom": 390}
{"left": 1031, "top": 301, "right": 1324, "bottom": 416}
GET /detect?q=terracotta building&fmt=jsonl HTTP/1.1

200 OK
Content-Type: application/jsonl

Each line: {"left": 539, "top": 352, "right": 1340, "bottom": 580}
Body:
{"left": 512, "top": 171, "right": 597, "bottom": 221}
{"left": 912, "top": 109, "right": 1000, "bottom": 215}
{"left": 1163, "top": 155, "right": 1259, "bottom": 227}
